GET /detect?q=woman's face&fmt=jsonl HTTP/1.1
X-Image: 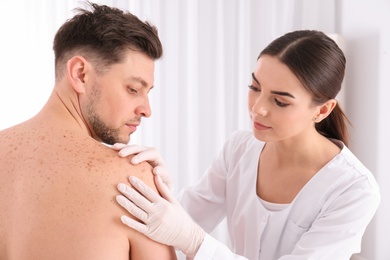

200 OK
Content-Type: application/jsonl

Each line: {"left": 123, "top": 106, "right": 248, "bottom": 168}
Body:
{"left": 248, "top": 55, "right": 320, "bottom": 143}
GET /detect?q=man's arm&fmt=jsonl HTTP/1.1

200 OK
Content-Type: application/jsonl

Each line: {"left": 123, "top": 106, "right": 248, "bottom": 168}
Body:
{"left": 90, "top": 147, "right": 177, "bottom": 259}
{"left": 121, "top": 160, "right": 177, "bottom": 259}
{"left": 129, "top": 230, "right": 177, "bottom": 259}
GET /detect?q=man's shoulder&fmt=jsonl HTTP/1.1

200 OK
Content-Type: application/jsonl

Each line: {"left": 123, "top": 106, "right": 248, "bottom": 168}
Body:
{"left": 77, "top": 141, "right": 154, "bottom": 183}
{"left": 61, "top": 139, "right": 157, "bottom": 198}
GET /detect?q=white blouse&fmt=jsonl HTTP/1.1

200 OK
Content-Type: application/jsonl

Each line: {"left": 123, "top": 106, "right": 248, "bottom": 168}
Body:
{"left": 178, "top": 130, "right": 380, "bottom": 260}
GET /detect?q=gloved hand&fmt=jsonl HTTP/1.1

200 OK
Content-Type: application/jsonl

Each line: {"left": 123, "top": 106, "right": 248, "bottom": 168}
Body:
{"left": 111, "top": 143, "right": 173, "bottom": 190}
{"left": 116, "top": 175, "right": 205, "bottom": 257}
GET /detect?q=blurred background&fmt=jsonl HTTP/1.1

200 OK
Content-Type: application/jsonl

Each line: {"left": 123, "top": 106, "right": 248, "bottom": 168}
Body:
{"left": 0, "top": 0, "right": 388, "bottom": 259}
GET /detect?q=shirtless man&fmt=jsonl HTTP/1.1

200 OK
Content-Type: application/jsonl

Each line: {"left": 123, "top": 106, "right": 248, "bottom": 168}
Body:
{"left": 0, "top": 2, "right": 176, "bottom": 259}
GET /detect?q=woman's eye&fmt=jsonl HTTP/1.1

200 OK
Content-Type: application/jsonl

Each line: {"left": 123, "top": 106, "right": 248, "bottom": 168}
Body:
{"left": 248, "top": 85, "right": 260, "bottom": 92}
{"left": 275, "top": 98, "right": 288, "bottom": 107}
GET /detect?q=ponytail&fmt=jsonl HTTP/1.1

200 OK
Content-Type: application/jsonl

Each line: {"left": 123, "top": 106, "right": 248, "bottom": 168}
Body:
{"left": 315, "top": 103, "right": 351, "bottom": 146}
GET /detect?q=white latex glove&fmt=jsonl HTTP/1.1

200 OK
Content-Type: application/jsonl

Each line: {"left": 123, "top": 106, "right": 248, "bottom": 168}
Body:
{"left": 116, "top": 175, "right": 205, "bottom": 257}
{"left": 111, "top": 143, "right": 173, "bottom": 190}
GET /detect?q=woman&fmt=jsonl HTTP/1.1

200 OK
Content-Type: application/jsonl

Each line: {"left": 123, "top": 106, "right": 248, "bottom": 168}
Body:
{"left": 114, "top": 30, "right": 380, "bottom": 259}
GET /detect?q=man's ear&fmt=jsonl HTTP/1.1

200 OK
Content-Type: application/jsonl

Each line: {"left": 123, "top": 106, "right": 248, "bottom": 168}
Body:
{"left": 313, "top": 99, "right": 337, "bottom": 123}
{"left": 66, "top": 56, "right": 89, "bottom": 94}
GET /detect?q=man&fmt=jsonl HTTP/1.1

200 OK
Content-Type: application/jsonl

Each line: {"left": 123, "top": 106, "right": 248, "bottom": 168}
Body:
{"left": 0, "top": 2, "right": 176, "bottom": 259}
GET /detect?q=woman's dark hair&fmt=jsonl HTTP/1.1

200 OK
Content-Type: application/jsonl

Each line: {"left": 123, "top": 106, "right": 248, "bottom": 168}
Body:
{"left": 53, "top": 1, "right": 163, "bottom": 80}
{"left": 259, "top": 30, "right": 350, "bottom": 146}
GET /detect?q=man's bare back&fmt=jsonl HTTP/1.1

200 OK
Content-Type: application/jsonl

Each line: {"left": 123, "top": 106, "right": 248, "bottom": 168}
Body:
{"left": 0, "top": 117, "right": 176, "bottom": 259}
{"left": 0, "top": 2, "right": 176, "bottom": 258}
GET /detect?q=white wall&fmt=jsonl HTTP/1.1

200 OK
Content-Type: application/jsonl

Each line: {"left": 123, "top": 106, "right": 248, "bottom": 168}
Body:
{"left": 0, "top": 1, "right": 75, "bottom": 130}
{"left": 338, "top": 0, "right": 390, "bottom": 259}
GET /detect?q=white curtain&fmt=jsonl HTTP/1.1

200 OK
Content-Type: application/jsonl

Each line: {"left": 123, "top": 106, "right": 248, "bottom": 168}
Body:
{"left": 0, "top": 0, "right": 338, "bottom": 258}
{"left": 125, "top": 0, "right": 338, "bottom": 193}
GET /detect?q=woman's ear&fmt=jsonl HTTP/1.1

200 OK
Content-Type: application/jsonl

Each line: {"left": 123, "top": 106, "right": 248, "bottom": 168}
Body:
{"left": 66, "top": 56, "right": 89, "bottom": 94}
{"left": 313, "top": 99, "right": 337, "bottom": 123}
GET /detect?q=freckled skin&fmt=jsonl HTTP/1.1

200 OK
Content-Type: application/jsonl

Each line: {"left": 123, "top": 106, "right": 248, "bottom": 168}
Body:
{"left": 0, "top": 50, "right": 176, "bottom": 259}
{"left": 0, "top": 119, "right": 175, "bottom": 260}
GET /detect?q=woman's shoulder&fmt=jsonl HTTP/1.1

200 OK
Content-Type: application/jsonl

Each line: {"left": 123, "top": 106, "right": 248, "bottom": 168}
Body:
{"left": 335, "top": 144, "right": 380, "bottom": 193}
{"left": 226, "top": 129, "right": 257, "bottom": 144}
{"left": 222, "top": 129, "right": 264, "bottom": 162}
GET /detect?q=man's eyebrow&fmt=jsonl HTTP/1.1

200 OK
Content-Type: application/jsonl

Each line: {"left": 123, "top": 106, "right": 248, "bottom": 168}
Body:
{"left": 129, "top": 76, "right": 149, "bottom": 87}
{"left": 251, "top": 72, "right": 295, "bottom": 99}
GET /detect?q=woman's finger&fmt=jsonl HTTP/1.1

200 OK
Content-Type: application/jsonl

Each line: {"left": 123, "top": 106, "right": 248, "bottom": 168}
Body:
{"left": 120, "top": 215, "right": 149, "bottom": 234}
{"left": 118, "top": 145, "right": 149, "bottom": 158}
{"left": 131, "top": 147, "right": 162, "bottom": 165}
{"left": 117, "top": 183, "right": 155, "bottom": 212}
{"left": 116, "top": 195, "right": 148, "bottom": 222}
{"left": 111, "top": 143, "right": 128, "bottom": 150}
{"left": 154, "top": 174, "right": 176, "bottom": 203}
{"left": 128, "top": 176, "right": 163, "bottom": 204}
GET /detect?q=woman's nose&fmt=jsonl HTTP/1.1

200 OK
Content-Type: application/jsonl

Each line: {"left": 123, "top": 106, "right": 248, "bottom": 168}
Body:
{"left": 252, "top": 97, "right": 268, "bottom": 116}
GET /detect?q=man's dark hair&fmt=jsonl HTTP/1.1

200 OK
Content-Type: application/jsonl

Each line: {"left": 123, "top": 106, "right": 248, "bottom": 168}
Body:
{"left": 53, "top": 1, "right": 163, "bottom": 79}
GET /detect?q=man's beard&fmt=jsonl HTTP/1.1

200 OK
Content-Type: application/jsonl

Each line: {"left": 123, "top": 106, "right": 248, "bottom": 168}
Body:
{"left": 85, "top": 82, "right": 129, "bottom": 145}
{"left": 90, "top": 114, "right": 126, "bottom": 145}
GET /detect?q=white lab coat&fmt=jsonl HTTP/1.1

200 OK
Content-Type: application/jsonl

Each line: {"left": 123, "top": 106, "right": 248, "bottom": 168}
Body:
{"left": 178, "top": 130, "right": 380, "bottom": 260}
